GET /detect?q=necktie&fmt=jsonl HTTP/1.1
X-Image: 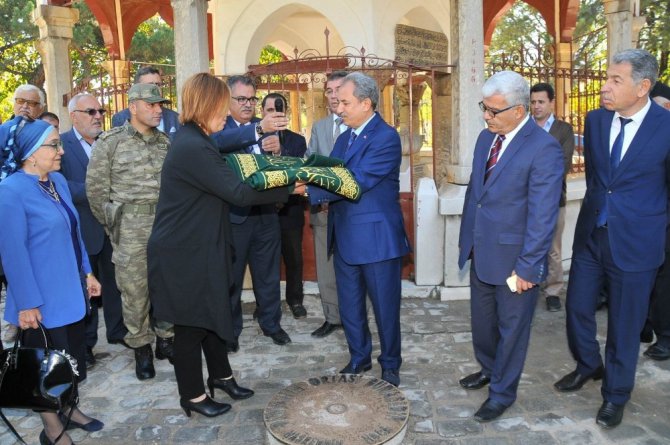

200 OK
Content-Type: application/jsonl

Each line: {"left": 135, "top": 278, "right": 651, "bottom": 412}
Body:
{"left": 610, "top": 117, "right": 633, "bottom": 171}
{"left": 334, "top": 117, "right": 343, "bottom": 140}
{"left": 597, "top": 117, "right": 634, "bottom": 227}
{"left": 484, "top": 134, "right": 505, "bottom": 182}
{"left": 242, "top": 122, "right": 255, "bottom": 154}
{"left": 346, "top": 131, "right": 357, "bottom": 152}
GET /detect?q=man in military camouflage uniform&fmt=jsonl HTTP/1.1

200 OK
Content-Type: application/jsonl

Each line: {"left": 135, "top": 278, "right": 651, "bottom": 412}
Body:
{"left": 86, "top": 83, "right": 174, "bottom": 380}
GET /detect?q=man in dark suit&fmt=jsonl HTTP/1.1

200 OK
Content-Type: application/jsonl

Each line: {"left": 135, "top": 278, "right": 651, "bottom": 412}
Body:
{"left": 60, "top": 93, "right": 127, "bottom": 369}
{"left": 210, "top": 76, "right": 291, "bottom": 349}
{"left": 111, "top": 67, "right": 180, "bottom": 140}
{"left": 261, "top": 93, "right": 308, "bottom": 319}
{"left": 642, "top": 82, "right": 670, "bottom": 360}
{"left": 530, "top": 83, "right": 575, "bottom": 312}
{"left": 306, "top": 70, "right": 348, "bottom": 338}
{"left": 554, "top": 49, "right": 670, "bottom": 428}
{"left": 458, "top": 71, "right": 563, "bottom": 422}
{"left": 307, "top": 72, "right": 411, "bottom": 387}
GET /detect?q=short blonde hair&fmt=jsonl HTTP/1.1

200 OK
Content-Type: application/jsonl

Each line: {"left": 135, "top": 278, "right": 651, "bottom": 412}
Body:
{"left": 180, "top": 73, "right": 230, "bottom": 131}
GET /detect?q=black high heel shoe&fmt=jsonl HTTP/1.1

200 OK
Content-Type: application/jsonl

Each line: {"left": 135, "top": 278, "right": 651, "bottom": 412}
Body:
{"left": 207, "top": 376, "right": 254, "bottom": 400}
{"left": 58, "top": 413, "right": 104, "bottom": 432}
{"left": 39, "top": 429, "right": 75, "bottom": 445}
{"left": 180, "top": 396, "right": 231, "bottom": 417}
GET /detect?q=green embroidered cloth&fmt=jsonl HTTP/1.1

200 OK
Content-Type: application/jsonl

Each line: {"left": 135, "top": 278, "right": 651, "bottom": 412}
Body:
{"left": 224, "top": 153, "right": 361, "bottom": 201}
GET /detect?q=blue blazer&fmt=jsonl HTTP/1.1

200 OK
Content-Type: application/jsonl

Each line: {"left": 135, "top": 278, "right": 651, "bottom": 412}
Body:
{"left": 59, "top": 129, "right": 105, "bottom": 255}
{"left": 573, "top": 101, "right": 670, "bottom": 272}
{"left": 111, "top": 107, "right": 180, "bottom": 141}
{"left": 458, "top": 117, "right": 564, "bottom": 284}
{"left": 0, "top": 171, "right": 89, "bottom": 328}
{"left": 309, "top": 113, "right": 410, "bottom": 265}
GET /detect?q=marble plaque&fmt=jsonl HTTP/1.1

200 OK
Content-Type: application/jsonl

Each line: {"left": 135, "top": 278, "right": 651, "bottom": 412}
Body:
{"left": 264, "top": 374, "right": 409, "bottom": 445}
{"left": 395, "top": 24, "right": 449, "bottom": 67}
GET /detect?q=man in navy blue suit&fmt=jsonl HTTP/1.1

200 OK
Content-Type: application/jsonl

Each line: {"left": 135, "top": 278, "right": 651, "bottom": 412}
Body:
{"left": 60, "top": 93, "right": 127, "bottom": 369}
{"left": 307, "top": 72, "right": 410, "bottom": 387}
{"left": 554, "top": 49, "right": 670, "bottom": 428}
{"left": 210, "top": 76, "right": 292, "bottom": 350}
{"left": 458, "top": 71, "right": 563, "bottom": 422}
{"left": 112, "top": 67, "right": 180, "bottom": 140}
{"left": 260, "top": 93, "right": 309, "bottom": 319}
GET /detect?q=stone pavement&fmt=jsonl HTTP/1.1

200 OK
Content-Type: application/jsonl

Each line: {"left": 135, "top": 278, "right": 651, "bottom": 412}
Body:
{"left": 1, "top": 282, "right": 669, "bottom": 445}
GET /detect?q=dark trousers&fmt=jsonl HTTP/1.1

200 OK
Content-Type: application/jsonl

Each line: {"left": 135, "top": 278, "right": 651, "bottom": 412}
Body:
{"left": 85, "top": 235, "right": 126, "bottom": 348}
{"left": 469, "top": 261, "right": 538, "bottom": 407}
{"left": 645, "top": 233, "right": 670, "bottom": 347}
{"left": 23, "top": 318, "right": 87, "bottom": 384}
{"left": 173, "top": 324, "right": 232, "bottom": 400}
{"left": 334, "top": 250, "right": 402, "bottom": 370}
{"left": 566, "top": 227, "right": 655, "bottom": 405}
{"left": 280, "top": 227, "right": 304, "bottom": 306}
{"left": 230, "top": 215, "right": 282, "bottom": 338}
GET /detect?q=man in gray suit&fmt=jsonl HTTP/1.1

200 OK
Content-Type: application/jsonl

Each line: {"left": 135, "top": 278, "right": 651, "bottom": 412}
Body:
{"left": 530, "top": 83, "right": 575, "bottom": 312}
{"left": 306, "top": 70, "right": 348, "bottom": 338}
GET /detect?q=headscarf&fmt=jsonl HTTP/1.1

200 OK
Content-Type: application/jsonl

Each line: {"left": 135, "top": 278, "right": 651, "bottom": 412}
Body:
{"left": 0, "top": 116, "right": 54, "bottom": 182}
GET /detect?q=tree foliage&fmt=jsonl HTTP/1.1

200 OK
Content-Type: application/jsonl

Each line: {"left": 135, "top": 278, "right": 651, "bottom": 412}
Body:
{"left": 0, "top": 0, "right": 175, "bottom": 119}
{"left": 639, "top": 0, "right": 670, "bottom": 82}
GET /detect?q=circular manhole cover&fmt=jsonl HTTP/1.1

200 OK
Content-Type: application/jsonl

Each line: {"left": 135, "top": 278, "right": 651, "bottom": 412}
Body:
{"left": 264, "top": 374, "right": 409, "bottom": 445}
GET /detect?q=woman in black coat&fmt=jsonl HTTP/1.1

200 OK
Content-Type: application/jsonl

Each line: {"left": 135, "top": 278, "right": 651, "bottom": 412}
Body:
{"left": 147, "top": 73, "right": 301, "bottom": 417}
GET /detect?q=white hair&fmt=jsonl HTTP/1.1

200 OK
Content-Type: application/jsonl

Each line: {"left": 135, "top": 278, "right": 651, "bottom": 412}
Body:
{"left": 68, "top": 93, "right": 97, "bottom": 112}
{"left": 14, "top": 84, "right": 45, "bottom": 106}
{"left": 482, "top": 71, "right": 530, "bottom": 111}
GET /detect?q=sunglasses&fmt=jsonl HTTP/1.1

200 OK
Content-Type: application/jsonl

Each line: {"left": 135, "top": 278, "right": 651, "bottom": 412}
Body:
{"left": 15, "top": 98, "right": 41, "bottom": 107}
{"left": 74, "top": 108, "right": 106, "bottom": 116}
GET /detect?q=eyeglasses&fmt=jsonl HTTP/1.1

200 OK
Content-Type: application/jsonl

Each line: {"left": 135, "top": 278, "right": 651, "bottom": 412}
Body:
{"left": 232, "top": 96, "right": 259, "bottom": 105}
{"left": 15, "top": 98, "right": 41, "bottom": 107}
{"left": 74, "top": 108, "right": 106, "bottom": 116}
{"left": 40, "top": 140, "right": 63, "bottom": 152}
{"left": 148, "top": 82, "right": 164, "bottom": 88}
{"left": 478, "top": 101, "right": 519, "bottom": 117}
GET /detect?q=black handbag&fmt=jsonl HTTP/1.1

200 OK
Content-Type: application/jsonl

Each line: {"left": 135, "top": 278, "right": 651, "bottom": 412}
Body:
{"left": 0, "top": 323, "right": 78, "bottom": 444}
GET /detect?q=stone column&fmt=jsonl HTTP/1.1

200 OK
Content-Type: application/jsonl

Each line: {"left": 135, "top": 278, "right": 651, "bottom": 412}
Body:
{"left": 554, "top": 42, "right": 572, "bottom": 122}
{"left": 439, "top": 0, "right": 485, "bottom": 290}
{"left": 32, "top": 4, "right": 79, "bottom": 131}
{"left": 170, "top": 0, "right": 210, "bottom": 110}
{"left": 102, "top": 59, "right": 131, "bottom": 115}
{"left": 447, "top": 0, "right": 485, "bottom": 186}
{"left": 604, "top": 0, "right": 634, "bottom": 61}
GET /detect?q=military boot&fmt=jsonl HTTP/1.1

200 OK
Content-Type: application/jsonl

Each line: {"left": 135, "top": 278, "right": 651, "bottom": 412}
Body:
{"left": 155, "top": 336, "right": 174, "bottom": 364}
{"left": 134, "top": 344, "right": 155, "bottom": 380}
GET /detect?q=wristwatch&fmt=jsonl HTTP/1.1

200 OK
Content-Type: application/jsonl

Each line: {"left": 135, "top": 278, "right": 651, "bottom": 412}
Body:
{"left": 255, "top": 123, "right": 264, "bottom": 136}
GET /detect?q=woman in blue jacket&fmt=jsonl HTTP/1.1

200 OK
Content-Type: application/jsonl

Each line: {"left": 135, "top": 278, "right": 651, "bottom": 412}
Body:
{"left": 0, "top": 117, "right": 104, "bottom": 444}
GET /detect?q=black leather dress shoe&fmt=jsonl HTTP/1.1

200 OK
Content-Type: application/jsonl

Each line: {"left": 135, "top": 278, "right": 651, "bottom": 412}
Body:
{"left": 596, "top": 401, "right": 624, "bottom": 428}
{"left": 340, "top": 362, "right": 372, "bottom": 374}
{"left": 311, "top": 321, "right": 342, "bottom": 338}
{"left": 546, "top": 295, "right": 561, "bottom": 312}
{"left": 207, "top": 376, "right": 254, "bottom": 400}
{"left": 459, "top": 371, "right": 490, "bottom": 390}
{"left": 180, "top": 396, "right": 231, "bottom": 418}
{"left": 155, "top": 336, "right": 174, "bottom": 364}
{"left": 474, "top": 398, "right": 508, "bottom": 422}
{"left": 265, "top": 328, "right": 291, "bottom": 345}
{"left": 289, "top": 303, "right": 307, "bottom": 319}
{"left": 85, "top": 347, "right": 96, "bottom": 370}
{"left": 640, "top": 324, "right": 654, "bottom": 343}
{"left": 554, "top": 366, "right": 604, "bottom": 392}
{"left": 381, "top": 369, "right": 400, "bottom": 386}
{"left": 644, "top": 342, "right": 670, "bottom": 361}
{"left": 134, "top": 344, "right": 156, "bottom": 380}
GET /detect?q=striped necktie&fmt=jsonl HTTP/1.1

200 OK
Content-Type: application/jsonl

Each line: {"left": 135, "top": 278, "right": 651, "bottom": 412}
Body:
{"left": 484, "top": 134, "right": 505, "bottom": 182}
{"left": 346, "top": 131, "right": 357, "bottom": 152}
{"left": 334, "top": 117, "right": 343, "bottom": 140}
